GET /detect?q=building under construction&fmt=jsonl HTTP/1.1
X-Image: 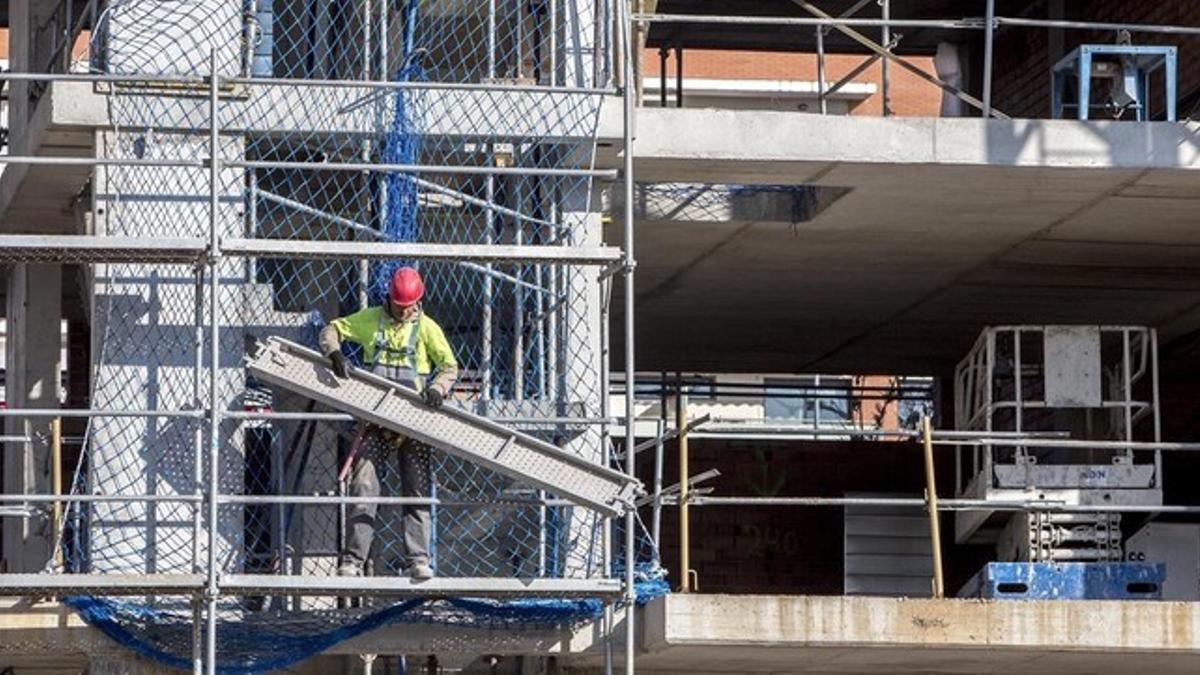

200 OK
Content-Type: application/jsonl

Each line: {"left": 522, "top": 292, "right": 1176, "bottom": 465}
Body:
{"left": 3, "top": 1, "right": 1200, "bottom": 673}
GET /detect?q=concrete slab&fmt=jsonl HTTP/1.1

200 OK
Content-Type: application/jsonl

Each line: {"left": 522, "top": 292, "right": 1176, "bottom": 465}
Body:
{"left": 12, "top": 90, "right": 1200, "bottom": 375}
{"left": 6, "top": 594, "right": 1200, "bottom": 673}
{"left": 617, "top": 110, "right": 1200, "bottom": 176}
{"left": 573, "top": 594, "right": 1200, "bottom": 674}
{"left": 36, "top": 80, "right": 609, "bottom": 142}
{"left": 609, "top": 108, "right": 1200, "bottom": 375}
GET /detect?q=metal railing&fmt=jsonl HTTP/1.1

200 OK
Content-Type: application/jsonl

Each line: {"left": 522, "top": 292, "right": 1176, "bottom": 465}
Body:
{"left": 632, "top": 3, "right": 1200, "bottom": 119}
{"left": 638, "top": 378, "right": 1200, "bottom": 598}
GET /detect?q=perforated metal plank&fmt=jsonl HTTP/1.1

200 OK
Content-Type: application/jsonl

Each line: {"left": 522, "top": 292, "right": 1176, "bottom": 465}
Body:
{"left": 246, "top": 337, "right": 640, "bottom": 516}
{"left": 222, "top": 238, "right": 622, "bottom": 265}
{"left": 0, "top": 573, "right": 205, "bottom": 595}
{"left": 222, "top": 574, "right": 622, "bottom": 598}
{"left": 0, "top": 235, "right": 207, "bottom": 264}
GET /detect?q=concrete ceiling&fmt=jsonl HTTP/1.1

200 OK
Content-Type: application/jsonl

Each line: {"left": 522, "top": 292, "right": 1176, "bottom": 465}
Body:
{"left": 606, "top": 110, "right": 1200, "bottom": 378}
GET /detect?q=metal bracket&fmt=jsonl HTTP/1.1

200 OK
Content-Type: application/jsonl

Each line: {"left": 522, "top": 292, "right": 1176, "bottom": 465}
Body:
{"left": 628, "top": 413, "right": 712, "bottom": 458}
{"left": 598, "top": 260, "right": 635, "bottom": 281}
{"left": 638, "top": 468, "right": 721, "bottom": 507}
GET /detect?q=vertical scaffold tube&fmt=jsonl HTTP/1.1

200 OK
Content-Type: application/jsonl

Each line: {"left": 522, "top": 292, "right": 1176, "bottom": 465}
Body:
{"left": 514, "top": 175, "right": 525, "bottom": 402}
{"left": 816, "top": 27, "right": 827, "bottom": 115}
{"left": 483, "top": 0, "right": 497, "bottom": 404}
{"left": 205, "top": 50, "right": 222, "bottom": 675}
{"left": 676, "top": 381, "right": 689, "bottom": 593}
{"left": 921, "top": 415, "right": 945, "bottom": 598}
{"left": 192, "top": 598, "right": 202, "bottom": 675}
{"left": 983, "top": 0, "right": 995, "bottom": 118}
{"left": 651, "top": 418, "right": 664, "bottom": 558}
{"left": 881, "top": 0, "right": 891, "bottom": 116}
{"left": 621, "top": 2, "right": 638, "bottom": 671}
{"left": 193, "top": 268, "right": 204, "bottom": 575}
{"left": 51, "top": 417, "right": 62, "bottom": 566}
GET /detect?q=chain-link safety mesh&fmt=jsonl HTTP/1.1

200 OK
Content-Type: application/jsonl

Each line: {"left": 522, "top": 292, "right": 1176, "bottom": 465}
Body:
{"left": 38, "top": 0, "right": 665, "bottom": 670}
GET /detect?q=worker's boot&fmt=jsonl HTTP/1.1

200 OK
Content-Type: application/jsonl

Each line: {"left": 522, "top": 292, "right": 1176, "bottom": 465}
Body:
{"left": 337, "top": 559, "right": 363, "bottom": 577}
{"left": 406, "top": 562, "right": 434, "bottom": 580}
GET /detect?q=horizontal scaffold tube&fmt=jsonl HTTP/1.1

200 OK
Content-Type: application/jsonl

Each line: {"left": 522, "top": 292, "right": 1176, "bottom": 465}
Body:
{"left": 0, "top": 235, "right": 622, "bottom": 266}
{"left": 0, "top": 70, "right": 618, "bottom": 95}
{"left": 633, "top": 13, "right": 1200, "bottom": 36}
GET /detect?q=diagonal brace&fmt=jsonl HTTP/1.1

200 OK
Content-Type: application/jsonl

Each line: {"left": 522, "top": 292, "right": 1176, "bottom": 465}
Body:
{"left": 792, "top": 0, "right": 1010, "bottom": 119}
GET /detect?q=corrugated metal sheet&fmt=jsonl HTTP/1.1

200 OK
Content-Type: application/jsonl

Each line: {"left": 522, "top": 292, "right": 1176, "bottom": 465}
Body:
{"left": 844, "top": 495, "right": 934, "bottom": 598}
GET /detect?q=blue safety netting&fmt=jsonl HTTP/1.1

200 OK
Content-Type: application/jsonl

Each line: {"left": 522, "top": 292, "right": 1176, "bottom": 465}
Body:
{"left": 67, "top": 572, "right": 667, "bottom": 673}
{"left": 371, "top": 52, "right": 426, "bottom": 302}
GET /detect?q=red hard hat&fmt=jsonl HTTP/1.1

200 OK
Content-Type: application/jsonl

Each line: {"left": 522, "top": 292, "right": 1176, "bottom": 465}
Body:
{"left": 389, "top": 266, "right": 425, "bottom": 308}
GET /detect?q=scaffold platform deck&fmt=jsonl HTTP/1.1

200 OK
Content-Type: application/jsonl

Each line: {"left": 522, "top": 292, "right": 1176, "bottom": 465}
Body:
{"left": 0, "top": 573, "right": 623, "bottom": 598}
{"left": 246, "top": 337, "right": 641, "bottom": 517}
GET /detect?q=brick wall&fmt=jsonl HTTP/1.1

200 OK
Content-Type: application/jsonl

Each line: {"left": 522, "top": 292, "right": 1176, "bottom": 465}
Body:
{"left": 642, "top": 47, "right": 942, "bottom": 117}
{"left": 991, "top": 3, "right": 1200, "bottom": 119}
{"left": 639, "top": 438, "right": 990, "bottom": 595}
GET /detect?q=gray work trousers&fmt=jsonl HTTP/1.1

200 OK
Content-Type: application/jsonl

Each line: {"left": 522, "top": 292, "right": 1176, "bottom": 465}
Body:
{"left": 342, "top": 430, "right": 433, "bottom": 569}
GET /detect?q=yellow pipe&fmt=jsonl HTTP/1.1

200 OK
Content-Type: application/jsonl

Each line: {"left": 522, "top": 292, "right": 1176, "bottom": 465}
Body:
{"left": 677, "top": 386, "right": 690, "bottom": 592}
{"left": 921, "top": 415, "right": 945, "bottom": 598}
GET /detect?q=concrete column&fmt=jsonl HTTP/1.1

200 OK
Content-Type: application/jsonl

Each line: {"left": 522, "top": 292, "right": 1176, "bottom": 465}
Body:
{"left": 3, "top": 263, "right": 62, "bottom": 572}
{"left": 8, "top": 0, "right": 62, "bottom": 156}
{"left": 8, "top": 0, "right": 31, "bottom": 157}
{"left": 559, "top": 182, "right": 605, "bottom": 579}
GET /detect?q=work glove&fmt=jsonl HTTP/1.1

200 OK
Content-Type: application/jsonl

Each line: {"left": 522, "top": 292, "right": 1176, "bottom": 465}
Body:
{"left": 421, "top": 386, "right": 444, "bottom": 410}
{"left": 329, "top": 351, "right": 350, "bottom": 379}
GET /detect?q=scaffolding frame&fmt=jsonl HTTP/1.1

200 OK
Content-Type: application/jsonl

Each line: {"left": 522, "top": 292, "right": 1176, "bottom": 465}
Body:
{"left": 7, "top": 3, "right": 1200, "bottom": 673}
{"left": 0, "top": 0, "right": 639, "bottom": 663}
{"left": 633, "top": 7, "right": 1200, "bottom": 119}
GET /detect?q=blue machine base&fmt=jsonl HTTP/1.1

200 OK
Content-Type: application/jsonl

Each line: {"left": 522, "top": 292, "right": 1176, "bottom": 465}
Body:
{"left": 959, "top": 562, "right": 1165, "bottom": 600}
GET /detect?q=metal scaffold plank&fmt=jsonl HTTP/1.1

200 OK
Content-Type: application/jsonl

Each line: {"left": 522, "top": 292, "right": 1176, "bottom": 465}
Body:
{"left": 246, "top": 337, "right": 641, "bottom": 516}
{"left": 0, "top": 235, "right": 208, "bottom": 264}
{"left": 0, "top": 574, "right": 205, "bottom": 595}
{"left": 0, "top": 235, "right": 621, "bottom": 265}
{"left": 221, "top": 574, "right": 623, "bottom": 598}
{"left": 221, "top": 238, "right": 623, "bottom": 265}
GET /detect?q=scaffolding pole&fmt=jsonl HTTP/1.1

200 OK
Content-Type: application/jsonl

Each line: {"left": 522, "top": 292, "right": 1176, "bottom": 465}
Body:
{"left": 205, "top": 50, "right": 221, "bottom": 675}
{"left": 192, "top": 267, "right": 205, "bottom": 577}
{"left": 921, "top": 416, "right": 945, "bottom": 598}
{"left": 880, "top": 0, "right": 891, "bottom": 116}
{"left": 621, "top": 2, "right": 638, "bottom": 672}
{"left": 676, "top": 382, "right": 690, "bottom": 593}
{"left": 982, "top": 0, "right": 995, "bottom": 117}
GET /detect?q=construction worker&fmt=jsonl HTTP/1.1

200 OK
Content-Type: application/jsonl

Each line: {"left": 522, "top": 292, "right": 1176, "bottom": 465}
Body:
{"left": 319, "top": 266, "right": 458, "bottom": 579}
